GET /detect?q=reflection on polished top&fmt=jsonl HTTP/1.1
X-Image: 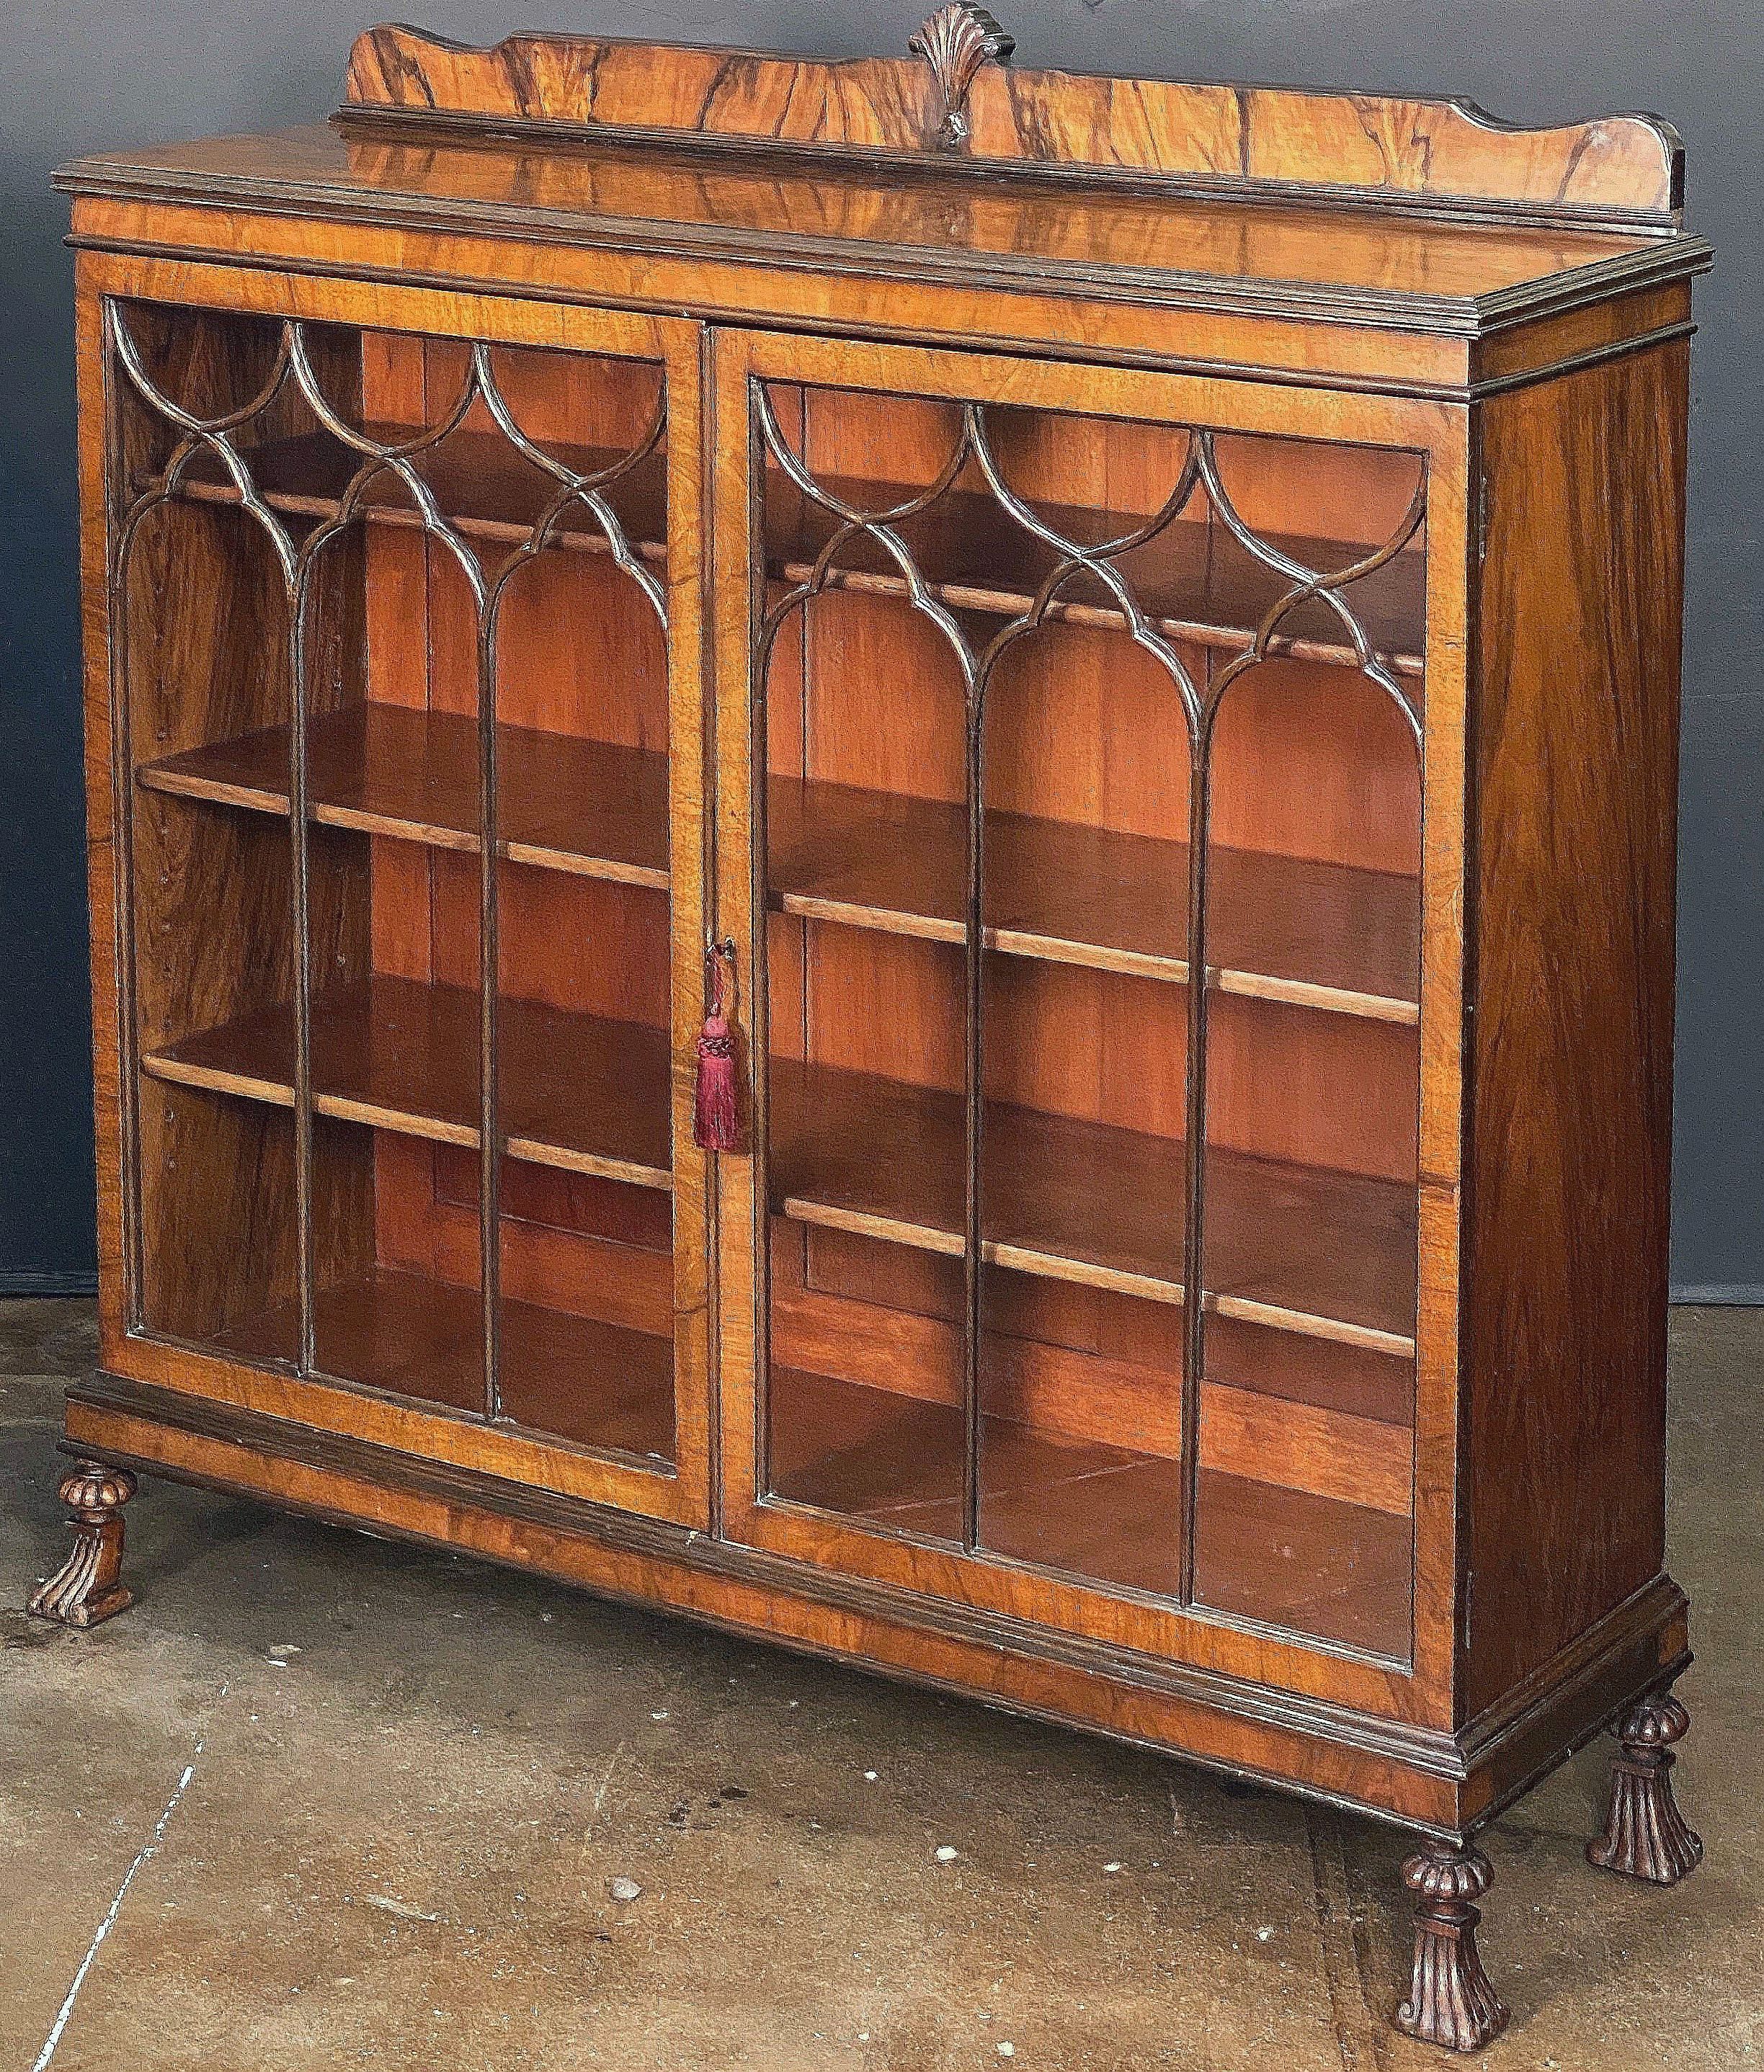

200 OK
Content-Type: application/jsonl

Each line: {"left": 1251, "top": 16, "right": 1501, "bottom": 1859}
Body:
{"left": 55, "top": 17, "right": 1711, "bottom": 329}
{"left": 63, "top": 124, "right": 1676, "bottom": 318}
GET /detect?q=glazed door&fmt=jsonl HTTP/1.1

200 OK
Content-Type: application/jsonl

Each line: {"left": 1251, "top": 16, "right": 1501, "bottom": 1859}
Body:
{"left": 712, "top": 329, "right": 1461, "bottom": 1694}
{"left": 97, "top": 270, "right": 712, "bottom": 1527}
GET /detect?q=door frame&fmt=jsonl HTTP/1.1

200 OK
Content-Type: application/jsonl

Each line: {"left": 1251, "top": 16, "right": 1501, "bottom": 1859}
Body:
{"left": 79, "top": 248, "right": 715, "bottom": 1530}
{"left": 708, "top": 323, "right": 1472, "bottom": 1724}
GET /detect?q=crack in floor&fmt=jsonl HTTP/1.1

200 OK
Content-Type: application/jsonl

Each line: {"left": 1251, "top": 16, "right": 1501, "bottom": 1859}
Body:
{"left": 32, "top": 1741, "right": 202, "bottom": 2071}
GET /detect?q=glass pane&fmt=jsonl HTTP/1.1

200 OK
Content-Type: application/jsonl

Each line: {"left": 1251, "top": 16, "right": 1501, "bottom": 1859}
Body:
{"left": 1191, "top": 433, "right": 1425, "bottom": 1658}
{"left": 300, "top": 421, "right": 486, "bottom": 1400}
{"left": 496, "top": 1161, "right": 675, "bottom": 1463}
{"left": 758, "top": 383, "right": 973, "bottom": 1535}
{"left": 306, "top": 1117, "right": 484, "bottom": 1413}
{"left": 485, "top": 347, "right": 676, "bottom": 1463}
{"left": 975, "top": 560, "right": 1194, "bottom": 1591}
{"left": 755, "top": 382, "right": 1206, "bottom": 1574}
{"left": 116, "top": 300, "right": 303, "bottom": 1360}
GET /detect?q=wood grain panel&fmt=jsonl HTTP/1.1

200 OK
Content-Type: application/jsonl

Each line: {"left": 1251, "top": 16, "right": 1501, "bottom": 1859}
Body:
{"left": 342, "top": 25, "right": 1681, "bottom": 223}
{"left": 1461, "top": 341, "right": 1688, "bottom": 1718}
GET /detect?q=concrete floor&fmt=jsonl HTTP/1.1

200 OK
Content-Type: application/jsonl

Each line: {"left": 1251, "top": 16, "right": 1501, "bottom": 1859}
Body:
{"left": 0, "top": 1300, "right": 1757, "bottom": 2071}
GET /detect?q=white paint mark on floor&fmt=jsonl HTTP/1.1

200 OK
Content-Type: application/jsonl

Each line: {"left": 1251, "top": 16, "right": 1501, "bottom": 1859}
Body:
{"left": 361, "top": 1893, "right": 445, "bottom": 1924}
{"left": 586, "top": 1741, "right": 625, "bottom": 1836}
{"left": 32, "top": 1743, "right": 201, "bottom": 2071}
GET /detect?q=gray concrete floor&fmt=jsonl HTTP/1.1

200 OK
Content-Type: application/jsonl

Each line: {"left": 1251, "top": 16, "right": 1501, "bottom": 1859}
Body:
{"left": 0, "top": 1300, "right": 1757, "bottom": 2071}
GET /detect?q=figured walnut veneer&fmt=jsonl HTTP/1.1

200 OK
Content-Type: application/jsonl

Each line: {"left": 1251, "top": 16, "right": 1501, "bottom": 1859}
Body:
{"left": 343, "top": 21, "right": 1683, "bottom": 225}
{"left": 51, "top": 14, "right": 1708, "bottom": 2053}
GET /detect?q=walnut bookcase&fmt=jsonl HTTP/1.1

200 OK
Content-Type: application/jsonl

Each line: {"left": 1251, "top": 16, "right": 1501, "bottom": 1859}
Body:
{"left": 43, "top": 11, "right": 1709, "bottom": 2048}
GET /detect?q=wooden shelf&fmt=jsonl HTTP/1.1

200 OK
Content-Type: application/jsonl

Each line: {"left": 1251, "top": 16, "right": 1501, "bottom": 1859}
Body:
{"left": 142, "top": 975, "right": 672, "bottom": 1187}
{"left": 768, "top": 775, "right": 1419, "bottom": 1020}
{"left": 137, "top": 704, "right": 670, "bottom": 888}
{"left": 499, "top": 1305, "right": 674, "bottom": 1465}
{"left": 768, "top": 1058, "right": 1416, "bottom": 1350}
{"left": 768, "top": 1365, "right": 1180, "bottom": 1585}
{"left": 1193, "top": 1468, "right": 1411, "bottom": 1658}
{"left": 172, "top": 427, "right": 669, "bottom": 563}
{"left": 215, "top": 1267, "right": 674, "bottom": 1464}
{"left": 767, "top": 1366, "right": 1407, "bottom": 1648}
{"left": 769, "top": 469, "right": 1426, "bottom": 681}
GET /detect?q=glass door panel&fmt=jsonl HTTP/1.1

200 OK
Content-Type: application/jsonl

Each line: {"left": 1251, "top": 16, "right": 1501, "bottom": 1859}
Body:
{"left": 300, "top": 410, "right": 487, "bottom": 1401}
{"left": 109, "top": 295, "right": 702, "bottom": 1512}
{"left": 974, "top": 550, "right": 1195, "bottom": 1591}
{"left": 115, "top": 304, "right": 315, "bottom": 1363}
{"left": 737, "top": 344, "right": 1430, "bottom": 1667}
{"left": 760, "top": 382, "right": 974, "bottom": 1528}
{"left": 480, "top": 344, "right": 680, "bottom": 1465}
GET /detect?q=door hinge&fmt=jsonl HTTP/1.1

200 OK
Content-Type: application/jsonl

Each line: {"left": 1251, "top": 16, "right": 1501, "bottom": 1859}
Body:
{"left": 1476, "top": 475, "right": 1491, "bottom": 566}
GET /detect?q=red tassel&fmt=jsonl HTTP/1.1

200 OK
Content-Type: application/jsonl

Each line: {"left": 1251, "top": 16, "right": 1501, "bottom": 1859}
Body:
{"left": 693, "top": 945, "right": 740, "bottom": 1153}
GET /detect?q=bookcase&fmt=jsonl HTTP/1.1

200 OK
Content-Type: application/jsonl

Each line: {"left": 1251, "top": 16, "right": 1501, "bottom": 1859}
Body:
{"left": 40, "top": 11, "right": 1711, "bottom": 2047}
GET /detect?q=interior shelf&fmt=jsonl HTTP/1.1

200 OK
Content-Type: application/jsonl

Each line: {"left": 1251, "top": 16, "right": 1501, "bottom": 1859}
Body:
{"left": 157, "top": 437, "right": 1421, "bottom": 678}
{"left": 767, "top": 1366, "right": 1408, "bottom": 1650}
{"left": 768, "top": 1363, "right": 1180, "bottom": 1580}
{"left": 172, "top": 428, "right": 670, "bottom": 563}
{"left": 137, "top": 705, "right": 670, "bottom": 887}
{"left": 767, "top": 1057, "right": 1417, "bottom": 1349}
{"left": 1193, "top": 1467, "right": 1411, "bottom": 1658}
{"left": 769, "top": 469, "right": 1427, "bottom": 679}
{"left": 215, "top": 1267, "right": 675, "bottom": 1463}
{"left": 141, "top": 975, "right": 673, "bottom": 1187}
{"left": 768, "top": 775, "right": 1420, "bottom": 1020}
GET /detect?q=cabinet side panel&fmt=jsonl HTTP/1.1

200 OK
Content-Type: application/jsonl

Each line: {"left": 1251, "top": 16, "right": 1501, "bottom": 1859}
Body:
{"left": 1464, "top": 340, "right": 1687, "bottom": 1719}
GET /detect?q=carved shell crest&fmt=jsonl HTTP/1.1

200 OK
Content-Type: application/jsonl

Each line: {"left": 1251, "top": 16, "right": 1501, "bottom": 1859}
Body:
{"left": 910, "top": 4, "right": 1016, "bottom": 149}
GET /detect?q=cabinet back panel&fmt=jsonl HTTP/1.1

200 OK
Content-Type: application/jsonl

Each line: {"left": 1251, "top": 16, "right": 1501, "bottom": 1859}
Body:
{"left": 1206, "top": 432, "right": 1424, "bottom": 548}
{"left": 493, "top": 553, "right": 667, "bottom": 749}
{"left": 801, "top": 591, "right": 968, "bottom": 801}
{"left": 982, "top": 625, "right": 1195, "bottom": 840}
{"left": 1208, "top": 661, "right": 1422, "bottom": 875}
{"left": 495, "top": 867, "right": 670, "bottom": 1027}
{"left": 1204, "top": 995, "right": 1417, "bottom": 1184}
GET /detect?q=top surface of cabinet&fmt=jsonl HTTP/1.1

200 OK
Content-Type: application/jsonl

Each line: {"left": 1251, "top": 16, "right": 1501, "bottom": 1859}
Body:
{"left": 57, "top": 14, "right": 1710, "bottom": 338}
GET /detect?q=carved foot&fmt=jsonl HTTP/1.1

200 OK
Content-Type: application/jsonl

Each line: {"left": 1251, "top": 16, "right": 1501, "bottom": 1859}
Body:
{"left": 1587, "top": 1691, "right": 1703, "bottom": 1885}
{"left": 1395, "top": 1841, "right": 1510, "bottom": 2053}
{"left": 28, "top": 1463, "right": 138, "bottom": 1628}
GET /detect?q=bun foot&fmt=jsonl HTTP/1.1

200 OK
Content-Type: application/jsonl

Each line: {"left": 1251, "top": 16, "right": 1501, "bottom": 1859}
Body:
{"left": 29, "top": 1463, "right": 138, "bottom": 1629}
{"left": 1395, "top": 1840, "right": 1510, "bottom": 2053}
{"left": 1587, "top": 1691, "right": 1703, "bottom": 1885}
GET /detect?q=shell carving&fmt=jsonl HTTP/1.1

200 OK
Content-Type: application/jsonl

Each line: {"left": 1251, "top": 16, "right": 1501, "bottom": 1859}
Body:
{"left": 910, "top": 4, "right": 1015, "bottom": 149}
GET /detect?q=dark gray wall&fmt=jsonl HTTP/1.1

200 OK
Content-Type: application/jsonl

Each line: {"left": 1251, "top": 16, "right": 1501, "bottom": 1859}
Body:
{"left": 3, "top": 1, "right": 1758, "bottom": 1294}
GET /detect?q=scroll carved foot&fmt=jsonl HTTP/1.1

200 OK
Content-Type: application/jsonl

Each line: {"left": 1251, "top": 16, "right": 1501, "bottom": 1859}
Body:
{"left": 1395, "top": 1841, "right": 1510, "bottom": 2053}
{"left": 1587, "top": 1691, "right": 1703, "bottom": 1885}
{"left": 28, "top": 1463, "right": 138, "bottom": 1628}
